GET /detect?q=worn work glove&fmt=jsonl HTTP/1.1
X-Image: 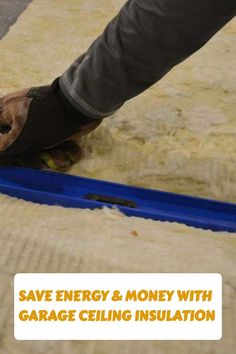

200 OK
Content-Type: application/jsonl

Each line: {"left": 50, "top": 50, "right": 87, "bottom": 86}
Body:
{"left": 0, "top": 78, "right": 102, "bottom": 169}
{"left": 0, "top": 140, "right": 83, "bottom": 171}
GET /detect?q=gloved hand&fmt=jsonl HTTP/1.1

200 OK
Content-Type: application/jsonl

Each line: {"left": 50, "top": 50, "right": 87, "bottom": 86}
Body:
{"left": 0, "top": 140, "right": 83, "bottom": 171}
{"left": 0, "top": 78, "right": 102, "bottom": 167}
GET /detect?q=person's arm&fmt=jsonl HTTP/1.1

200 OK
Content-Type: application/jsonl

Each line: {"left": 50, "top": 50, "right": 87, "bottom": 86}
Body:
{"left": 0, "top": 0, "right": 235, "bottom": 158}
{"left": 60, "top": 0, "right": 236, "bottom": 119}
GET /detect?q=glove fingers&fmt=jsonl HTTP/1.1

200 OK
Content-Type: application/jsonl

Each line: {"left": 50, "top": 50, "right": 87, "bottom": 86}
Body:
{"left": 38, "top": 141, "right": 83, "bottom": 171}
{"left": 0, "top": 153, "right": 46, "bottom": 169}
{"left": 2, "top": 141, "right": 82, "bottom": 171}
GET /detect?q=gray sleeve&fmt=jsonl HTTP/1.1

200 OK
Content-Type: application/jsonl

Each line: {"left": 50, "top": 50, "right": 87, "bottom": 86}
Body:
{"left": 60, "top": 0, "right": 236, "bottom": 119}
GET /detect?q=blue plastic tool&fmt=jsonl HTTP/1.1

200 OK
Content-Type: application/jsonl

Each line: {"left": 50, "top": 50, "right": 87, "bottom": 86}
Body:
{"left": 0, "top": 166, "right": 235, "bottom": 233}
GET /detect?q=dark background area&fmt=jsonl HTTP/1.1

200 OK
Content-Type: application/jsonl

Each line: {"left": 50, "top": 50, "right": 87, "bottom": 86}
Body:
{"left": 0, "top": 0, "right": 32, "bottom": 39}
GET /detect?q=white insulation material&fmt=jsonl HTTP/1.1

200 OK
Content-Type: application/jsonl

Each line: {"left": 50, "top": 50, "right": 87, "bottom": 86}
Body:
{"left": 0, "top": 194, "right": 236, "bottom": 354}
{"left": 0, "top": 0, "right": 235, "bottom": 202}
{"left": 0, "top": 1, "right": 235, "bottom": 353}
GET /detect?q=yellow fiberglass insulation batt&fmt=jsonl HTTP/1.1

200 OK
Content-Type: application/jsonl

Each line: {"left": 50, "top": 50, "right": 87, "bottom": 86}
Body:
{"left": 0, "top": 0, "right": 236, "bottom": 202}
{"left": 0, "top": 1, "right": 235, "bottom": 354}
{"left": 0, "top": 194, "right": 235, "bottom": 354}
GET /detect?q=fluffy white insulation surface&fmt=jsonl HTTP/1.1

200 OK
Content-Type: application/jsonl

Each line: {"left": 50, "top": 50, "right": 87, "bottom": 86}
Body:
{"left": 0, "top": 1, "right": 235, "bottom": 353}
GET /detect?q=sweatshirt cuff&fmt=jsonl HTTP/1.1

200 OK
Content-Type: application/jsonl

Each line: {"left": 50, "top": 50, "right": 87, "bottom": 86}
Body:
{"left": 59, "top": 74, "right": 122, "bottom": 120}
